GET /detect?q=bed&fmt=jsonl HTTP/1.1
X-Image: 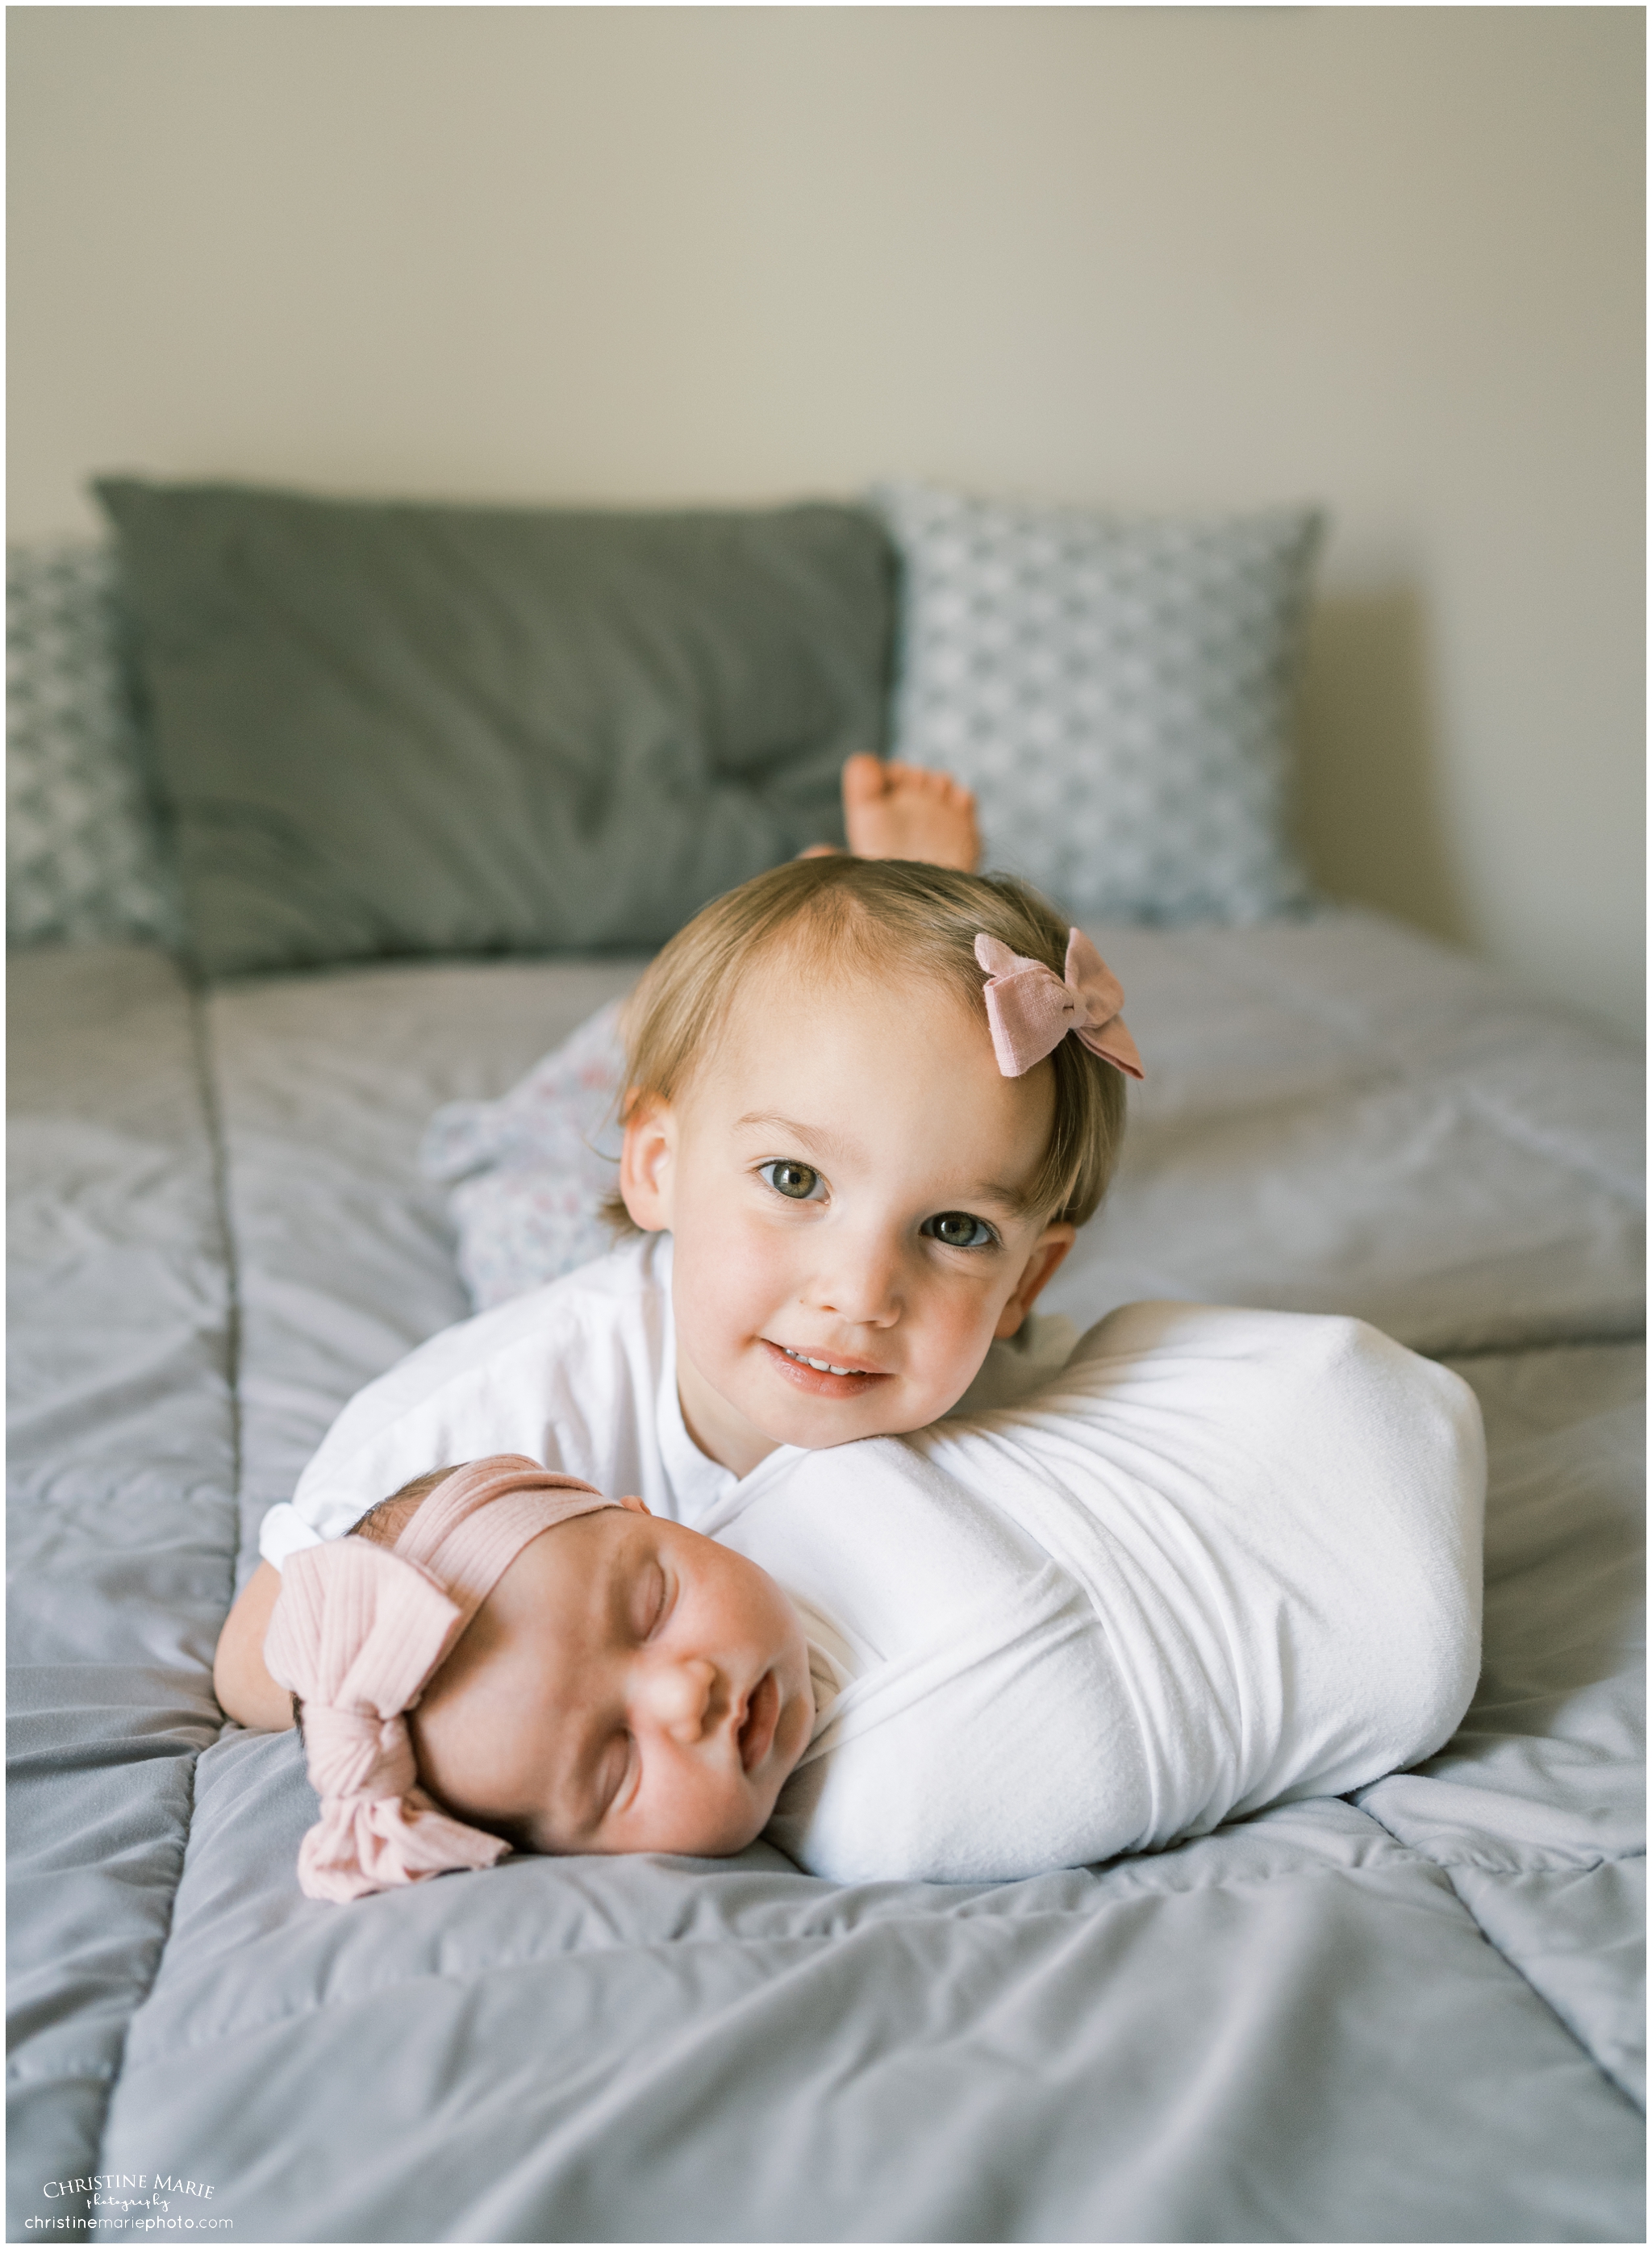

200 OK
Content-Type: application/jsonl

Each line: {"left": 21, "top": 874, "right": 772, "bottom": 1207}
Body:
{"left": 7, "top": 485, "right": 1645, "bottom": 2242}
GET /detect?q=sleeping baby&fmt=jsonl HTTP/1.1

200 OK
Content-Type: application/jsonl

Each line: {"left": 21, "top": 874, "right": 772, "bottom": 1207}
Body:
{"left": 258, "top": 1300, "right": 1484, "bottom": 1898}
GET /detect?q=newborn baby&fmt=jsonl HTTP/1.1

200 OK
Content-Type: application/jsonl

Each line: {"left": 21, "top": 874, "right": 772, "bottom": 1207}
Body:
{"left": 263, "top": 1302, "right": 1483, "bottom": 1896}
{"left": 265, "top": 1457, "right": 817, "bottom": 1896}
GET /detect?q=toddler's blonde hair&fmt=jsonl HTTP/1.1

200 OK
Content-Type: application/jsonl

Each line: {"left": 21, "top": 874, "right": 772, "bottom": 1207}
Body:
{"left": 607, "top": 856, "right": 1129, "bottom": 1230}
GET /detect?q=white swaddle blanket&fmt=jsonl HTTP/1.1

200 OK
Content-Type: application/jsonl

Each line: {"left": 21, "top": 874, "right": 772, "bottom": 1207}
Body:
{"left": 699, "top": 1302, "right": 1485, "bottom": 1884}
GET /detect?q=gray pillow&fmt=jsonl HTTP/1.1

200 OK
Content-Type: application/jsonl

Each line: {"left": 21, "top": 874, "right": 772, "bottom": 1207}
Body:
{"left": 875, "top": 482, "right": 1323, "bottom": 924}
{"left": 95, "top": 479, "right": 895, "bottom": 978}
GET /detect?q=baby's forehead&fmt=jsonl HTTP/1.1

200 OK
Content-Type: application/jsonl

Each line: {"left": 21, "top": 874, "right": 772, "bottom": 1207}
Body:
{"left": 436, "top": 1509, "right": 635, "bottom": 1719}
{"left": 363, "top": 1490, "right": 637, "bottom": 1693}
{"left": 490, "top": 1501, "right": 636, "bottom": 1619}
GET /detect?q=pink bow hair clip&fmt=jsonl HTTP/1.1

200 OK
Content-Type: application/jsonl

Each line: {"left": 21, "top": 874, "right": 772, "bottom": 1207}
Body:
{"left": 974, "top": 930, "right": 1145, "bottom": 1082}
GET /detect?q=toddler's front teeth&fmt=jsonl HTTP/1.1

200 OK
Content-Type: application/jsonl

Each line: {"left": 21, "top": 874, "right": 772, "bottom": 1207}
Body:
{"left": 784, "top": 1347, "right": 859, "bottom": 1377}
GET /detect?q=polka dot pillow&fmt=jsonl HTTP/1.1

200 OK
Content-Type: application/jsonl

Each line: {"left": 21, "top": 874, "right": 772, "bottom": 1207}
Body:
{"left": 7, "top": 540, "right": 178, "bottom": 950}
{"left": 874, "top": 483, "right": 1323, "bottom": 925}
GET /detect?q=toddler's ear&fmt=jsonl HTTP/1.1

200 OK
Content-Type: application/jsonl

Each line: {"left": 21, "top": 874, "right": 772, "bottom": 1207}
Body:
{"left": 618, "top": 1494, "right": 652, "bottom": 1516}
{"left": 619, "top": 1095, "right": 676, "bottom": 1232}
{"left": 993, "top": 1224, "right": 1076, "bottom": 1339}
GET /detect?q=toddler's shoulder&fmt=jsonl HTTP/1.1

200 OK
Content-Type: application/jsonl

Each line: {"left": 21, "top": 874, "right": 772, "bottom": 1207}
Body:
{"left": 422, "top": 1229, "right": 667, "bottom": 1362}
{"left": 279, "top": 1234, "right": 674, "bottom": 1553}
{"left": 317, "top": 1233, "right": 671, "bottom": 1444}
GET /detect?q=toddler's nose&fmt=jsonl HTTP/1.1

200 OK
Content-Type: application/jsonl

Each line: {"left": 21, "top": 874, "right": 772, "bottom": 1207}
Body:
{"left": 636, "top": 1653, "right": 720, "bottom": 1745}
{"left": 811, "top": 1229, "right": 903, "bottom": 1327}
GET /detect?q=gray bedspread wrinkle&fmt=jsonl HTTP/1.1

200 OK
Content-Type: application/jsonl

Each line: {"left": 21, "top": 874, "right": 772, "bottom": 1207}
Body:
{"left": 94, "top": 1792, "right": 1642, "bottom": 2243}
{"left": 1361, "top": 1346, "right": 1646, "bottom": 2108}
{"left": 7, "top": 946, "right": 236, "bottom": 2235}
{"left": 8, "top": 918, "right": 1645, "bottom": 2242}
{"left": 8, "top": 947, "right": 234, "bottom": 1539}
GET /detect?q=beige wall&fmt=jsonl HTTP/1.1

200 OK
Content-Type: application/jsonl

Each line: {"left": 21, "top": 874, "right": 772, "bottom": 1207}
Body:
{"left": 9, "top": 7, "right": 1643, "bottom": 1030}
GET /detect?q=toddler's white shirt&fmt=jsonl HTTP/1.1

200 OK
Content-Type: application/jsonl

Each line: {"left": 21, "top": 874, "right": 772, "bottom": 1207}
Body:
{"left": 703, "top": 1300, "right": 1486, "bottom": 1885}
{"left": 258, "top": 1231, "right": 1078, "bottom": 1567}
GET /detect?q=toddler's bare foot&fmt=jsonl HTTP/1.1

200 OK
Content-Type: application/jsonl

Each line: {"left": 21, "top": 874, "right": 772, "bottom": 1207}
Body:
{"left": 841, "top": 753, "right": 980, "bottom": 871}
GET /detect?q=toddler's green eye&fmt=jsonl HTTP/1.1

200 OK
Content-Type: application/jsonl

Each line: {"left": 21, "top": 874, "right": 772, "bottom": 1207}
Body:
{"left": 923, "top": 1211, "right": 994, "bottom": 1250}
{"left": 761, "top": 1160, "right": 821, "bottom": 1201}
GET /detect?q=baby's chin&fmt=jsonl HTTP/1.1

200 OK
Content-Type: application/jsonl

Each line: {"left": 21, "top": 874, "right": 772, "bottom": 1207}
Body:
{"left": 768, "top": 1650, "right": 816, "bottom": 1781}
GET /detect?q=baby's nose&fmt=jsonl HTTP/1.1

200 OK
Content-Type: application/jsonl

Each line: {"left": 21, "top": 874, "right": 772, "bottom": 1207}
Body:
{"left": 636, "top": 1654, "right": 720, "bottom": 1745}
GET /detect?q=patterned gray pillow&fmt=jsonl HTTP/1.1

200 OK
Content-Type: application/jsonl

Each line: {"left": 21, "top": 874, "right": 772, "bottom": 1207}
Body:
{"left": 875, "top": 483, "right": 1323, "bottom": 924}
{"left": 6, "top": 541, "right": 179, "bottom": 949}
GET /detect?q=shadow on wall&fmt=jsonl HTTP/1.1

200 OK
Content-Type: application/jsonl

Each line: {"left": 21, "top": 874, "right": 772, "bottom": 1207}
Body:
{"left": 1295, "top": 586, "right": 1469, "bottom": 949}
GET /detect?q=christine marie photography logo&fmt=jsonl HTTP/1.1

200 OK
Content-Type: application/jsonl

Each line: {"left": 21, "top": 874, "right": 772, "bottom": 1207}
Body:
{"left": 27, "top": 2174, "right": 230, "bottom": 2233}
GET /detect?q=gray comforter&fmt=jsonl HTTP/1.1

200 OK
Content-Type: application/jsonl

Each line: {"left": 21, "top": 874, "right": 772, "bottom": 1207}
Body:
{"left": 8, "top": 909, "right": 1644, "bottom": 2241}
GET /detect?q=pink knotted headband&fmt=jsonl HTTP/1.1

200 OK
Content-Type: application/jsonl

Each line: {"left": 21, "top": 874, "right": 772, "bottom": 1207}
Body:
{"left": 975, "top": 930, "right": 1144, "bottom": 1081}
{"left": 264, "top": 1456, "right": 622, "bottom": 1902}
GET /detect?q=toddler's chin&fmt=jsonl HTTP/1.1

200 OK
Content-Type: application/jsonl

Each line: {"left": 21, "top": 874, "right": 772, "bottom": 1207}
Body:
{"left": 757, "top": 1390, "right": 949, "bottom": 1456}
{"left": 734, "top": 1360, "right": 921, "bottom": 1446}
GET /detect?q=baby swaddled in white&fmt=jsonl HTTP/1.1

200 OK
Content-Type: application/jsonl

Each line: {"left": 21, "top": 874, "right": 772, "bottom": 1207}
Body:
{"left": 700, "top": 1301, "right": 1486, "bottom": 1884}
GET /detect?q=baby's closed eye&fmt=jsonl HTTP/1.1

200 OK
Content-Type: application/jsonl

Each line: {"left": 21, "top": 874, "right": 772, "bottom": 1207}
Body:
{"left": 629, "top": 1557, "right": 670, "bottom": 1639}
{"left": 594, "top": 1731, "right": 637, "bottom": 1825}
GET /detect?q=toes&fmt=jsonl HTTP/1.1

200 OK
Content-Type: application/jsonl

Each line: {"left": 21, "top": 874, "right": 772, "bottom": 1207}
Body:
{"left": 843, "top": 752, "right": 887, "bottom": 805}
{"left": 882, "top": 761, "right": 948, "bottom": 801}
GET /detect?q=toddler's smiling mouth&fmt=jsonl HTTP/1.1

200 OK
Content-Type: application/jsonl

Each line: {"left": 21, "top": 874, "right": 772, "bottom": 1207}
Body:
{"left": 761, "top": 1338, "right": 891, "bottom": 1396}
{"left": 782, "top": 1346, "right": 866, "bottom": 1376}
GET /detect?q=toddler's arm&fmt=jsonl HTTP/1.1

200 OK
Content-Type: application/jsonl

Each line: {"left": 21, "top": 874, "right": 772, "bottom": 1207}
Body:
{"left": 214, "top": 1561, "right": 294, "bottom": 1731}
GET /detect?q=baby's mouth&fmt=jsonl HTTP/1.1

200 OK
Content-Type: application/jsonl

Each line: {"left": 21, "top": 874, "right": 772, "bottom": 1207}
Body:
{"left": 737, "top": 1669, "right": 780, "bottom": 1771}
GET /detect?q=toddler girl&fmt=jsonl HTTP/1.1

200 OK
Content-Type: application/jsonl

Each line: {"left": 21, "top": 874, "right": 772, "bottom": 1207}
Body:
{"left": 217, "top": 852, "right": 1140, "bottom": 1725}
